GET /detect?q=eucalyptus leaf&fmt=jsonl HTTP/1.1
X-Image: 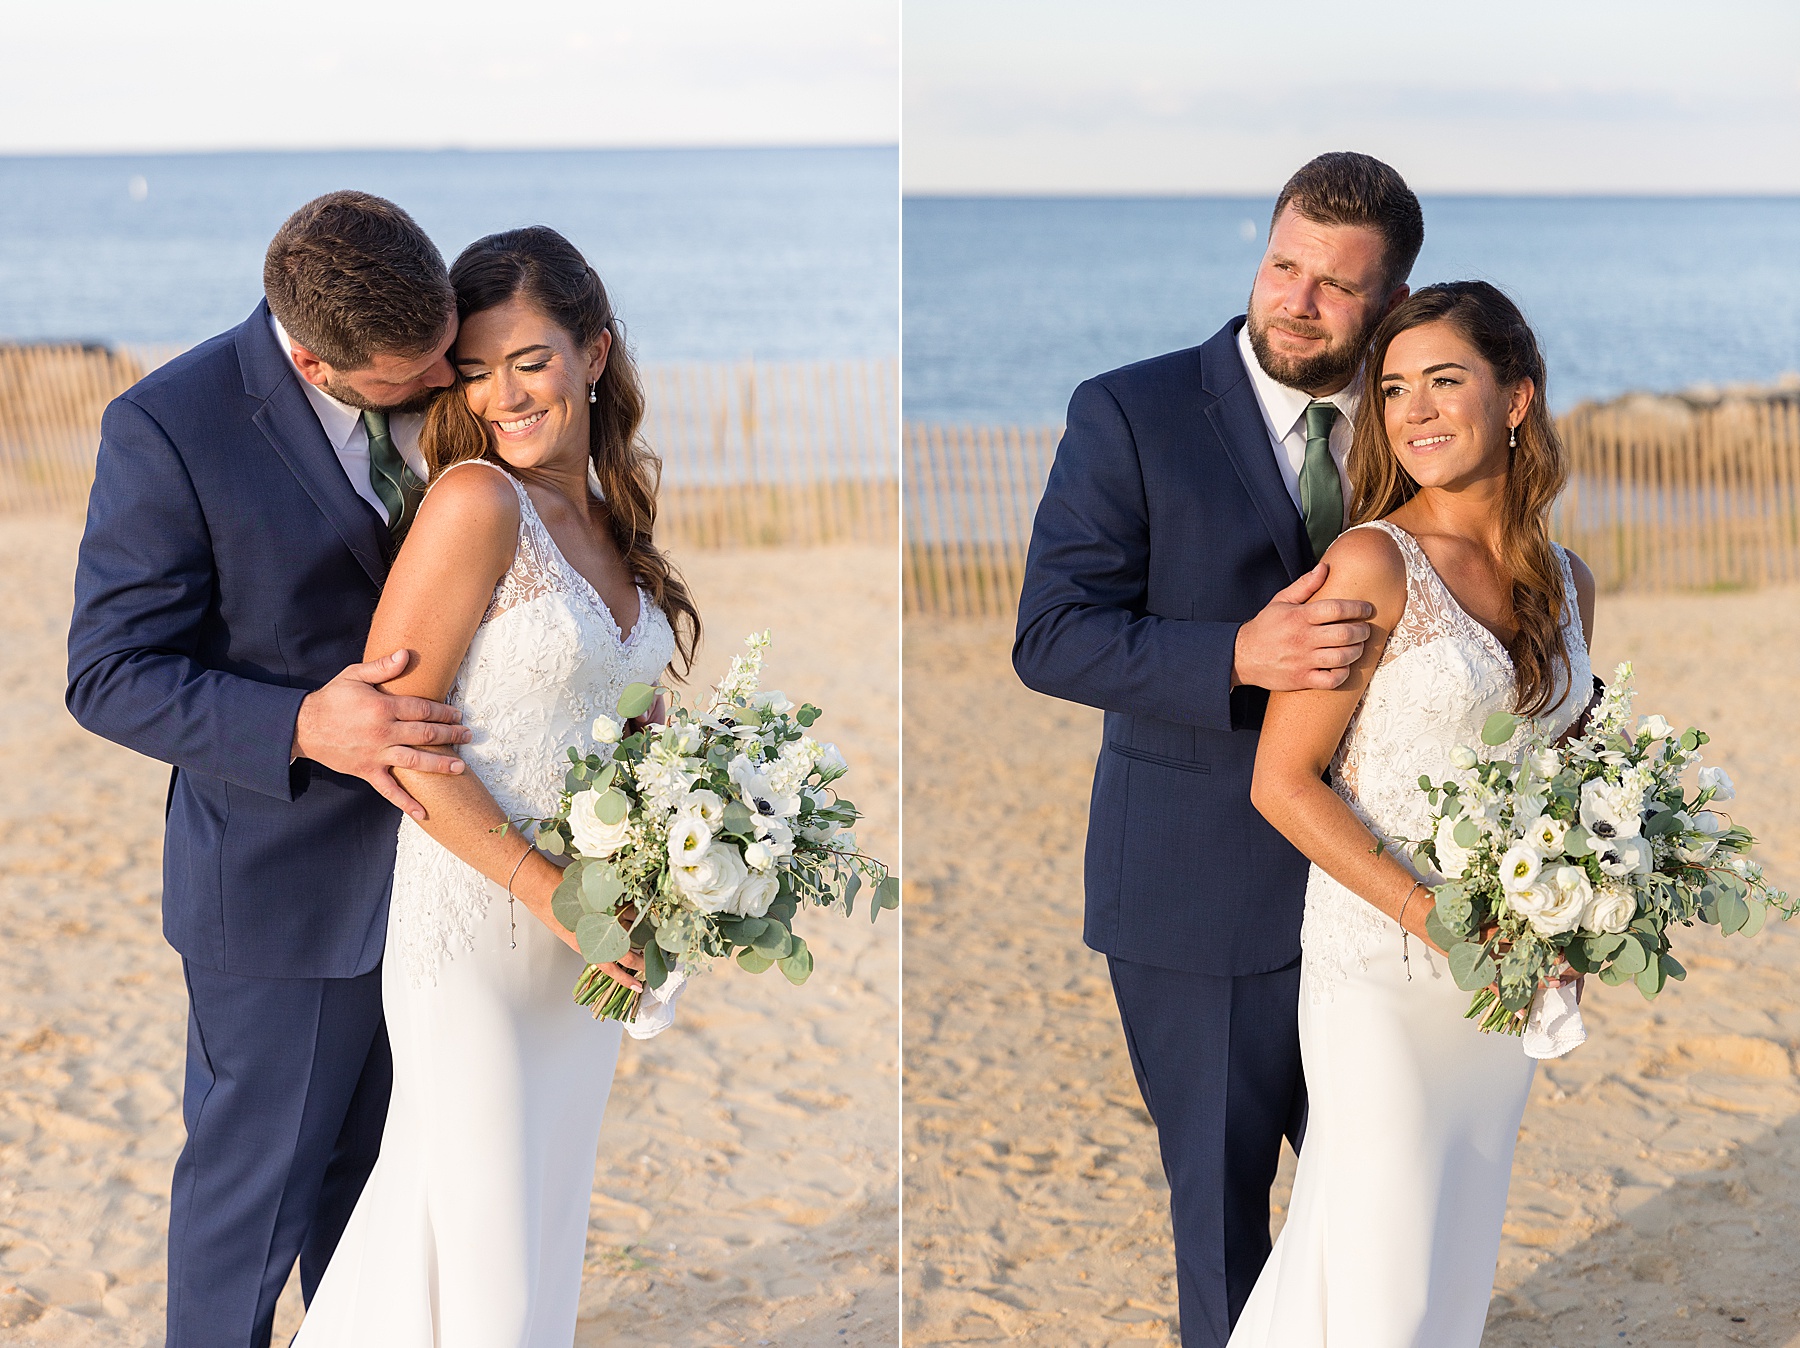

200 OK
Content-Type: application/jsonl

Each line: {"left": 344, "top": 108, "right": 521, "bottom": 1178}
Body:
{"left": 778, "top": 936, "right": 814, "bottom": 985}
{"left": 721, "top": 801, "right": 757, "bottom": 839}
{"left": 1680, "top": 728, "right": 1700, "bottom": 752}
{"left": 1599, "top": 963, "right": 1632, "bottom": 986}
{"left": 1423, "top": 906, "right": 1458, "bottom": 952}
{"left": 655, "top": 922, "right": 687, "bottom": 954}
{"left": 1582, "top": 933, "right": 1625, "bottom": 964}
{"left": 1611, "top": 936, "right": 1650, "bottom": 978}
{"left": 551, "top": 879, "right": 584, "bottom": 933}
{"left": 564, "top": 768, "right": 587, "bottom": 794}
{"left": 576, "top": 913, "right": 622, "bottom": 966}
{"left": 1718, "top": 889, "right": 1750, "bottom": 936}
{"left": 737, "top": 948, "right": 775, "bottom": 974}
{"left": 616, "top": 683, "right": 657, "bottom": 720}
{"left": 595, "top": 761, "right": 618, "bottom": 791}
{"left": 1742, "top": 896, "right": 1769, "bottom": 939}
{"left": 1563, "top": 825, "right": 1591, "bottom": 856}
{"left": 843, "top": 870, "right": 861, "bottom": 917}
{"left": 595, "top": 790, "right": 628, "bottom": 826}
{"left": 642, "top": 940, "right": 669, "bottom": 991}
{"left": 1661, "top": 951, "right": 1687, "bottom": 982}
{"left": 539, "top": 829, "right": 566, "bottom": 856}
{"left": 1453, "top": 819, "right": 1480, "bottom": 849}
{"left": 751, "top": 921, "right": 793, "bottom": 959}
{"left": 581, "top": 865, "right": 625, "bottom": 913}
{"left": 1481, "top": 711, "right": 1520, "bottom": 746}
{"left": 1635, "top": 957, "right": 1666, "bottom": 999}
{"left": 1448, "top": 941, "right": 1497, "bottom": 993}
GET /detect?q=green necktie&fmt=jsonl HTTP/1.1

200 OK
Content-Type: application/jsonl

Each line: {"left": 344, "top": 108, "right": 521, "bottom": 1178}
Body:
{"left": 362, "top": 409, "right": 423, "bottom": 544}
{"left": 1299, "top": 400, "right": 1344, "bottom": 563}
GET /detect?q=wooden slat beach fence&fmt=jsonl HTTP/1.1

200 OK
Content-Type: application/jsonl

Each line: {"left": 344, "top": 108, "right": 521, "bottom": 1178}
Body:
{"left": 0, "top": 344, "right": 897, "bottom": 549}
{"left": 905, "top": 397, "right": 1800, "bottom": 617}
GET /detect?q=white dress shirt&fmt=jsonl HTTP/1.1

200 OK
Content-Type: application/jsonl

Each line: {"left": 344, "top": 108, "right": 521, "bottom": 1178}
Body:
{"left": 270, "top": 314, "right": 428, "bottom": 526}
{"left": 1236, "top": 322, "right": 1357, "bottom": 516}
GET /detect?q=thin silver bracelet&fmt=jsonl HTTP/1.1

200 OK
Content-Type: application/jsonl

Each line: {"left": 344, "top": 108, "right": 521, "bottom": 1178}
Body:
{"left": 505, "top": 845, "right": 533, "bottom": 950}
{"left": 1397, "top": 881, "right": 1428, "bottom": 982}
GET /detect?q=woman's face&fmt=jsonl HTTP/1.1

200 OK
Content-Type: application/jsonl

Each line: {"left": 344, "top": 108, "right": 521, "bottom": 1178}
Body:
{"left": 1379, "top": 318, "right": 1532, "bottom": 493}
{"left": 453, "top": 295, "right": 609, "bottom": 472}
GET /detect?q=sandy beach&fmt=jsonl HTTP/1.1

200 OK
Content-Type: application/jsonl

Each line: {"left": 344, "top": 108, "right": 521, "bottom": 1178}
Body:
{"left": 0, "top": 519, "right": 898, "bottom": 1347}
{"left": 905, "top": 591, "right": 1800, "bottom": 1347}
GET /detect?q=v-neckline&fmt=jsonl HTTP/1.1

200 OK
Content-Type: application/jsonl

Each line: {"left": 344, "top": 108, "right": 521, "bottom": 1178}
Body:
{"left": 1379, "top": 520, "right": 1515, "bottom": 668}
{"left": 516, "top": 481, "right": 643, "bottom": 646}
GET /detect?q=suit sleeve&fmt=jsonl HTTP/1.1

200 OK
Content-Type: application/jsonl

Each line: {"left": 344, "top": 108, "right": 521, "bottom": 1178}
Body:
{"left": 66, "top": 395, "right": 309, "bottom": 801}
{"left": 1012, "top": 377, "right": 1238, "bottom": 731}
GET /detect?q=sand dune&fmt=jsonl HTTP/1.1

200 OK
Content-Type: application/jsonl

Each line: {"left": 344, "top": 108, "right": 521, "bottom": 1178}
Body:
{"left": 904, "top": 591, "right": 1800, "bottom": 1347}
{"left": 0, "top": 519, "right": 897, "bottom": 1347}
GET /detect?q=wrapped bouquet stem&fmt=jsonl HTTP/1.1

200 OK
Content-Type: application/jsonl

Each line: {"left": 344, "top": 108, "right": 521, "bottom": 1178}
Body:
{"left": 1408, "top": 663, "right": 1791, "bottom": 1044}
{"left": 515, "top": 632, "right": 898, "bottom": 1024}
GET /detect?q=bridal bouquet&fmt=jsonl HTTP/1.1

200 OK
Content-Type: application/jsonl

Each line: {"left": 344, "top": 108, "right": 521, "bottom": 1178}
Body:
{"left": 522, "top": 632, "right": 898, "bottom": 1023}
{"left": 1409, "top": 662, "right": 1791, "bottom": 1035}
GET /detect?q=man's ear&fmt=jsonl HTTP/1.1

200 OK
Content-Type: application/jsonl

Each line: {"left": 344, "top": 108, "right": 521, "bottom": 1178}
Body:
{"left": 288, "top": 341, "right": 332, "bottom": 390}
{"left": 1382, "top": 282, "right": 1411, "bottom": 317}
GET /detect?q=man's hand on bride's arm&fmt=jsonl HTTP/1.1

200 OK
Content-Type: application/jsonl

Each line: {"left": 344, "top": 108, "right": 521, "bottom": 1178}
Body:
{"left": 1231, "top": 560, "right": 1376, "bottom": 692}
{"left": 291, "top": 649, "right": 473, "bottom": 819}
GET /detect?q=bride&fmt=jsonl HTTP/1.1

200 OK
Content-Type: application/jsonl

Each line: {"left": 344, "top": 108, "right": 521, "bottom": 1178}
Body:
{"left": 294, "top": 226, "right": 701, "bottom": 1344}
{"left": 1233, "top": 281, "right": 1595, "bottom": 1345}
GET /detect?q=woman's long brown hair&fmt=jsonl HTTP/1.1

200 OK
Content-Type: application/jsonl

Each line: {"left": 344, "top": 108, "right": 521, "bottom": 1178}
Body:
{"left": 421, "top": 226, "right": 700, "bottom": 677}
{"left": 1346, "top": 281, "right": 1571, "bottom": 717}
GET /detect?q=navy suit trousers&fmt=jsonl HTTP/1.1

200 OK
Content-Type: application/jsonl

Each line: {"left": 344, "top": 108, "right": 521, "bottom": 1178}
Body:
{"left": 167, "top": 961, "right": 391, "bottom": 1348}
{"left": 1108, "top": 955, "right": 1307, "bottom": 1348}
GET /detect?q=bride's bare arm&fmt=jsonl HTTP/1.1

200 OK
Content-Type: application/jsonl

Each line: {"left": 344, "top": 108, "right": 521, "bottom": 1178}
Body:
{"left": 363, "top": 466, "right": 597, "bottom": 964}
{"left": 1249, "top": 529, "right": 1443, "bottom": 949}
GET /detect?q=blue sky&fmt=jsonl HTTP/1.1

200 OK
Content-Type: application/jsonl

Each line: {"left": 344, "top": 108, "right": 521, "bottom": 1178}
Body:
{"left": 3, "top": 0, "right": 897, "bottom": 153}
{"left": 904, "top": 0, "right": 1800, "bottom": 193}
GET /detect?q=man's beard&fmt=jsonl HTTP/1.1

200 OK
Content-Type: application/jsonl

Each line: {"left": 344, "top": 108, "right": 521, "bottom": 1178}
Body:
{"left": 320, "top": 374, "right": 444, "bottom": 416}
{"left": 1245, "top": 296, "right": 1373, "bottom": 395}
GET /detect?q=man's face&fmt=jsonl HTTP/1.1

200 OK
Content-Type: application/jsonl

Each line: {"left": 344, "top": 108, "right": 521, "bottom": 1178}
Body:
{"left": 1245, "top": 207, "right": 1406, "bottom": 396}
{"left": 293, "top": 316, "right": 459, "bottom": 414}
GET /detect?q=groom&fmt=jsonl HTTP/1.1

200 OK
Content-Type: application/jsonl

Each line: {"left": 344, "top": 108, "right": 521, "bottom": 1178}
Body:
{"left": 67, "top": 191, "right": 472, "bottom": 1348}
{"left": 1014, "top": 153, "right": 1423, "bottom": 1345}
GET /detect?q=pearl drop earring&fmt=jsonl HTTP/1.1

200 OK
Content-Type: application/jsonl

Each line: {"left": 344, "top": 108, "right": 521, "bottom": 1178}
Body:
{"left": 1508, "top": 424, "right": 1518, "bottom": 450}
{"left": 588, "top": 382, "right": 598, "bottom": 404}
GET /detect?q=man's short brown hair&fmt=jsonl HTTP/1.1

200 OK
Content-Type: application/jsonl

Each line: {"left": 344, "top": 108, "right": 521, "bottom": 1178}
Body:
{"left": 263, "top": 191, "right": 454, "bottom": 369}
{"left": 1271, "top": 152, "right": 1424, "bottom": 291}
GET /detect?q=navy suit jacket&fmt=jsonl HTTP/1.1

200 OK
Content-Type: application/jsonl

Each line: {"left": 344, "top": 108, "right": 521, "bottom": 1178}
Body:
{"left": 1014, "top": 317, "right": 1317, "bottom": 978}
{"left": 67, "top": 302, "right": 399, "bottom": 979}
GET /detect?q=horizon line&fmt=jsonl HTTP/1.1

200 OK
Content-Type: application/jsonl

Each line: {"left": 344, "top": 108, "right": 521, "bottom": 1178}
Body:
{"left": 904, "top": 187, "right": 1800, "bottom": 201}
{"left": 0, "top": 142, "right": 900, "bottom": 160}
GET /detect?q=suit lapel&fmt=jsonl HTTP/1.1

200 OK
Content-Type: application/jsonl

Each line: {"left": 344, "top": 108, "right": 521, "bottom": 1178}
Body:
{"left": 1200, "top": 321, "right": 1312, "bottom": 581}
{"left": 236, "top": 303, "right": 389, "bottom": 587}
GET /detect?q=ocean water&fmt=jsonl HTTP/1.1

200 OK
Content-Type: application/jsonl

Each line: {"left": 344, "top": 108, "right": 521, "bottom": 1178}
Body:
{"left": 0, "top": 147, "right": 897, "bottom": 361}
{"left": 903, "top": 196, "right": 1800, "bottom": 424}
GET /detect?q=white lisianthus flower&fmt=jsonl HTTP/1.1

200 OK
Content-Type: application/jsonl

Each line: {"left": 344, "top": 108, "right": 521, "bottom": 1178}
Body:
{"left": 684, "top": 788, "right": 726, "bottom": 831}
{"left": 1500, "top": 843, "right": 1545, "bottom": 894}
{"left": 752, "top": 689, "right": 794, "bottom": 716}
{"left": 729, "top": 754, "right": 802, "bottom": 819}
{"left": 667, "top": 812, "right": 712, "bottom": 867}
{"left": 1579, "top": 778, "right": 1644, "bottom": 841}
{"left": 1523, "top": 813, "right": 1569, "bottom": 855}
{"left": 1581, "top": 881, "right": 1637, "bottom": 935}
{"left": 672, "top": 842, "right": 749, "bottom": 914}
{"left": 743, "top": 839, "right": 776, "bottom": 871}
{"left": 667, "top": 722, "right": 703, "bottom": 756}
{"left": 1698, "top": 766, "right": 1737, "bottom": 802}
{"left": 1593, "top": 834, "right": 1652, "bottom": 878}
{"left": 1533, "top": 749, "right": 1562, "bottom": 780}
{"left": 1433, "top": 815, "right": 1472, "bottom": 879}
{"left": 729, "top": 870, "right": 779, "bottom": 918}
{"left": 591, "top": 714, "right": 622, "bottom": 745}
{"left": 1530, "top": 865, "right": 1591, "bottom": 937}
{"left": 567, "top": 789, "right": 633, "bottom": 859}
{"left": 1637, "top": 714, "right": 1673, "bottom": 740}
{"left": 1448, "top": 745, "right": 1479, "bottom": 771}
{"left": 816, "top": 741, "right": 849, "bottom": 779}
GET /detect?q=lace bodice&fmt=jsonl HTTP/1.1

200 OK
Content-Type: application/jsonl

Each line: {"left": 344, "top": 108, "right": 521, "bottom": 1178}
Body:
{"left": 391, "top": 459, "right": 676, "bottom": 984}
{"left": 1301, "top": 519, "right": 1592, "bottom": 999}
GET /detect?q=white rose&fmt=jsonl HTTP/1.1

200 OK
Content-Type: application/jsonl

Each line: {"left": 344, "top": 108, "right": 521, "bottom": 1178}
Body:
{"left": 1500, "top": 843, "right": 1544, "bottom": 894}
{"left": 1593, "top": 834, "right": 1652, "bottom": 878}
{"left": 1434, "top": 815, "right": 1472, "bottom": 879}
{"left": 1509, "top": 881, "right": 1555, "bottom": 922}
{"left": 672, "top": 841, "right": 749, "bottom": 914}
{"left": 590, "top": 714, "right": 622, "bottom": 745}
{"left": 1523, "top": 813, "right": 1568, "bottom": 855}
{"left": 1448, "top": 746, "right": 1479, "bottom": 771}
{"left": 743, "top": 839, "right": 776, "bottom": 871}
{"left": 1637, "top": 714, "right": 1673, "bottom": 740}
{"left": 667, "top": 812, "right": 712, "bottom": 867}
{"left": 1579, "top": 778, "right": 1644, "bottom": 842}
{"left": 1532, "top": 749, "right": 1562, "bottom": 779}
{"left": 567, "top": 789, "right": 633, "bottom": 859}
{"left": 1581, "top": 881, "right": 1637, "bottom": 935}
{"left": 663, "top": 722, "right": 702, "bottom": 756}
{"left": 1513, "top": 791, "right": 1549, "bottom": 824}
{"left": 1530, "top": 865, "right": 1591, "bottom": 937}
{"left": 752, "top": 689, "right": 794, "bottom": 716}
{"left": 1698, "top": 766, "right": 1737, "bottom": 802}
{"left": 728, "top": 870, "right": 779, "bottom": 918}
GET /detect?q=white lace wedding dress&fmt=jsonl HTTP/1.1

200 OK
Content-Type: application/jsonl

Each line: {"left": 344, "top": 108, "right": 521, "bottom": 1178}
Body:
{"left": 294, "top": 459, "right": 675, "bottom": 1346}
{"left": 1226, "top": 519, "right": 1590, "bottom": 1348}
